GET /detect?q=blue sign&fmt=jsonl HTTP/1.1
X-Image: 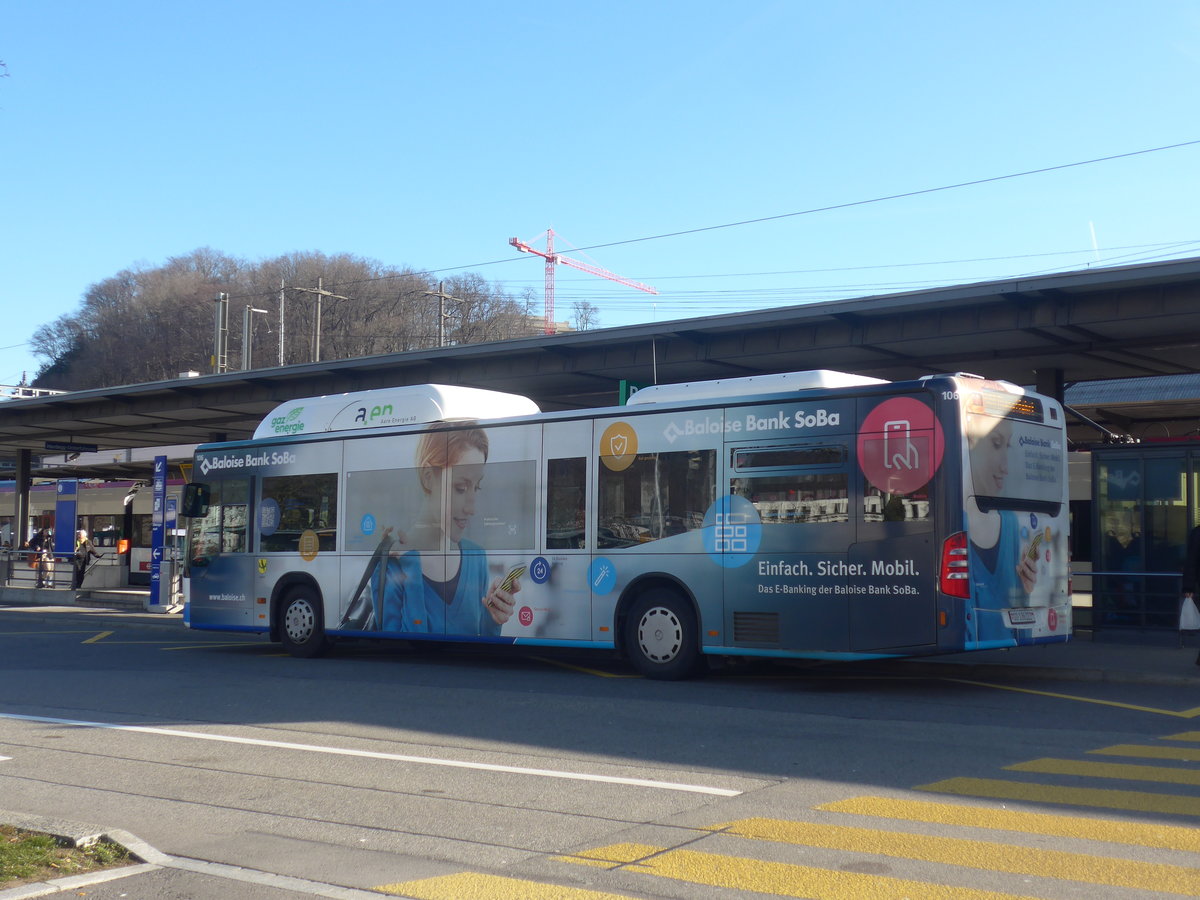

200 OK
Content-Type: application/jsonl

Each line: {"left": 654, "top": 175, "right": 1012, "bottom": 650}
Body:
{"left": 149, "top": 456, "right": 167, "bottom": 606}
{"left": 54, "top": 479, "right": 78, "bottom": 556}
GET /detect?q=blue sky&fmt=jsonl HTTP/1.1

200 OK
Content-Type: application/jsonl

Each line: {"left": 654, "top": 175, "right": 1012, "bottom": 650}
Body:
{"left": 2, "top": 1, "right": 1198, "bottom": 386}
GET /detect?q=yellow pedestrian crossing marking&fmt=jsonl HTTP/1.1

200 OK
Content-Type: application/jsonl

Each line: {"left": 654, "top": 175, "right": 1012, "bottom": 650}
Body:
{"left": 818, "top": 795, "right": 1200, "bottom": 852}
{"left": 378, "top": 723, "right": 1200, "bottom": 899}
{"left": 705, "top": 816, "right": 1200, "bottom": 895}
{"left": 562, "top": 842, "right": 1046, "bottom": 899}
{"left": 919, "top": 776, "right": 1200, "bottom": 816}
{"left": 377, "top": 872, "right": 638, "bottom": 899}
{"left": 1091, "top": 742, "right": 1200, "bottom": 761}
{"left": 1008, "top": 756, "right": 1200, "bottom": 786}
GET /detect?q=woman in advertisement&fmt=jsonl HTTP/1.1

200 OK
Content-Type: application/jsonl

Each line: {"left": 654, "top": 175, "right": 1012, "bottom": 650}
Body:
{"left": 372, "top": 425, "right": 521, "bottom": 636}
{"left": 965, "top": 413, "right": 1040, "bottom": 641}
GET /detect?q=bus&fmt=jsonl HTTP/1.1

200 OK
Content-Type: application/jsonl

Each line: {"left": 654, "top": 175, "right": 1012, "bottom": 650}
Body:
{"left": 180, "top": 369, "right": 1070, "bottom": 679}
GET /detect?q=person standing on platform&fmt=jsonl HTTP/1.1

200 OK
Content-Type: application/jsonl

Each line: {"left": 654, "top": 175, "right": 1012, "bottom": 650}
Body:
{"left": 29, "top": 528, "right": 50, "bottom": 588}
{"left": 72, "top": 529, "right": 102, "bottom": 590}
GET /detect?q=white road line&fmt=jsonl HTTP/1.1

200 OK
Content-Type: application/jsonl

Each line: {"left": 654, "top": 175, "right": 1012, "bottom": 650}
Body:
{"left": 0, "top": 712, "right": 742, "bottom": 797}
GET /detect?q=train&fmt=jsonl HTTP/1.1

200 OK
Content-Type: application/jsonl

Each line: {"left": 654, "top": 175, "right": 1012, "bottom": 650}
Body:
{"left": 0, "top": 478, "right": 186, "bottom": 585}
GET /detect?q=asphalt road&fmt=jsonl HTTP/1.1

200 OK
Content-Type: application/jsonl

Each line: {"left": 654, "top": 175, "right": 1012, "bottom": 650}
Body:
{"left": 2, "top": 608, "right": 1199, "bottom": 899}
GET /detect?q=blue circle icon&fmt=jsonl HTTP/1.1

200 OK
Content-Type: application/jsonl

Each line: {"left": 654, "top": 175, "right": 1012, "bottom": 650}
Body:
{"left": 703, "top": 495, "right": 762, "bottom": 568}
{"left": 530, "top": 556, "right": 551, "bottom": 584}
{"left": 588, "top": 557, "right": 618, "bottom": 595}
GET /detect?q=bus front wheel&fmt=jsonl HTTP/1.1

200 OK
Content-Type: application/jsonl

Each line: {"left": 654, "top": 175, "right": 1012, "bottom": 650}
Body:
{"left": 624, "top": 589, "right": 702, "bottom": 680}
{"left": 279, "top": 587, "right": 330, "bottom": 659}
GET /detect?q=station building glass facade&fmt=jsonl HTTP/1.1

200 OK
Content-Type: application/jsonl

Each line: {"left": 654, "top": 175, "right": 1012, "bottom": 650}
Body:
{"left": 1089, "top": 442, "right": 1200, "bottom": 630}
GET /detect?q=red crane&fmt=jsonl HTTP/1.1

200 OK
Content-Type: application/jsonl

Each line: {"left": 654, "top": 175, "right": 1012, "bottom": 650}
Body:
{"left": 509, "top": 228, "right": 658, "bottom": 334}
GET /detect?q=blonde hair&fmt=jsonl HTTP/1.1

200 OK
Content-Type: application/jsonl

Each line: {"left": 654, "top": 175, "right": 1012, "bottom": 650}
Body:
{"left": 415, "top": 424, "right": 489, "bottom": 493}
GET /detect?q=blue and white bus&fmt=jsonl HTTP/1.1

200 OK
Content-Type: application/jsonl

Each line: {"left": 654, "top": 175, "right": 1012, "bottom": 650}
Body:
{"left": 181, "top": 369, "right": 1070, "bottom": 678}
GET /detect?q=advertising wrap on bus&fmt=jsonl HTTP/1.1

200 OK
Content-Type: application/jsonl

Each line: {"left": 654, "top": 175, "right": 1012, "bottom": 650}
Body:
{"left": 960, "top": 386, "right": 1069, "bottom": 646}
{"left": 184, "top": 372, "right": 1070, "bottom": 678}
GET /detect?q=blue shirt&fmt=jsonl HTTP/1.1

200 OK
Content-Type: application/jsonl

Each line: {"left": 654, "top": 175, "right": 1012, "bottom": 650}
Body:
{"left": 375, "top": 540, "right": 499, "bottom": 637}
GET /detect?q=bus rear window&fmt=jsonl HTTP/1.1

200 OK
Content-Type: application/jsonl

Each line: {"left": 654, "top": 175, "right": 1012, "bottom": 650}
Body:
{"left": 965, "top": 412, "right": 1063, "bottom": 513}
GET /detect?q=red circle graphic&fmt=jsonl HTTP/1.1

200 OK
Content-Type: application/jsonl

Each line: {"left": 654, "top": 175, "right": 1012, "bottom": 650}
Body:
{"left": 857, "top": 397, "right": 946, "bottom": 496}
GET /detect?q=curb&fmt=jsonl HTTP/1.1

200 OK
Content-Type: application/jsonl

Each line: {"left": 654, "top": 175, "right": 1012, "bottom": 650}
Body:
{"left": 0, "top": 808, "right": 158, "bottom": 900}
{"left": 0, "top": 813, "right": 400, "bottom": 900}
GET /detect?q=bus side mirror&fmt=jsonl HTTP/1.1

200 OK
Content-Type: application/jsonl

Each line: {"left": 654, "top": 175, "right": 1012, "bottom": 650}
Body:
{"left": 182, "top": 483, "right": 211, "bottom": 518}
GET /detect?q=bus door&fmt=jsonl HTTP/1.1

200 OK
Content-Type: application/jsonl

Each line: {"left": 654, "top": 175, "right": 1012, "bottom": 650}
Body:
{"left": 186, "top": 475, "right": 253, "bottom": 626}
{"left": 541, "top": 419, "right": 593, "bottom": 641}
{"left": 850, "top": 393, "right": 943, "bottom": 650}
{"left": 723, "top": 434, "right": 855, "bottom": 653}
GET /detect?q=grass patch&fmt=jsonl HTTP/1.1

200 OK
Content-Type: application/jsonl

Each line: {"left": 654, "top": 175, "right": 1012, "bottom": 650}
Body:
{"left": 0, "top": 825, "right": 130, "bottom": 886}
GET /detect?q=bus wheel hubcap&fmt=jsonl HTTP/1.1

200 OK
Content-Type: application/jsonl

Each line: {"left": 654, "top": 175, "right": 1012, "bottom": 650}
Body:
{"left": 285, "top": 600, "right": 315, "bottom": 643}
{"left": 638, "top": 607, "right": 681, "bottom": 663}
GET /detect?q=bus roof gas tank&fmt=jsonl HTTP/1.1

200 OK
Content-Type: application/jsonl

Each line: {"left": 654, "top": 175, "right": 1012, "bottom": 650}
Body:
{"left": 625, "top": 370, "right": 889, "bottom": 407}
{"left": 253, "top": 385, "right": 541, "bottom": 439}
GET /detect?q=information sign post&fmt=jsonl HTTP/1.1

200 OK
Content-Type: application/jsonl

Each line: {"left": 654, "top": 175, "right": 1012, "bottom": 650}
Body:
{"left": 149, "top": 456, "right": 166, "bottom": 607}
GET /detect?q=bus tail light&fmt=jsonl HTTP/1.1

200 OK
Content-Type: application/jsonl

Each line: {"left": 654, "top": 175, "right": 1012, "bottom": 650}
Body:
{"left": 940, "top": 532, "right": 971, "bottom": 598}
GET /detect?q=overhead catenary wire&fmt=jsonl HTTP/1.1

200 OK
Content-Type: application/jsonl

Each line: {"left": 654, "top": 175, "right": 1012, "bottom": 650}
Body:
{"left": 203, "top": 138, "right": 1200, "bottom": 308}
{"left": 11, "top": 137, "right": 1200, "bottom": 384}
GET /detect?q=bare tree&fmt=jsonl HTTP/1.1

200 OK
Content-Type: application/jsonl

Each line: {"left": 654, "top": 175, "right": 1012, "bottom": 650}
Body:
{"left": 571, "top": 300, "right": 600, "bottom": 331}
{"left": 29, "top": 247, "right": 538, "bottom": 389}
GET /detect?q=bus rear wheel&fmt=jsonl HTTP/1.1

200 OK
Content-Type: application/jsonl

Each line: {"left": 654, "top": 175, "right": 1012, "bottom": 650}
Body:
{"left": 279, "top": 587, "right": 330, "bottom": 659}
{"left": 625, "top": 589, "right": 702, "bottom": 680}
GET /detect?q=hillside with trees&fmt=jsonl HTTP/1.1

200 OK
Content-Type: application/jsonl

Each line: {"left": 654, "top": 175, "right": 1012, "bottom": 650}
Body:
{"left": 29, "top": 248, "right": 559, "bottom": 391}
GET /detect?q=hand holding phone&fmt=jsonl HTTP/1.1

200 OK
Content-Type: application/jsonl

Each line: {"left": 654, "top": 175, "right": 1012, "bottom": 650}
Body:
{"left": 498, "top": 564, "right": 526, "bottom": 594}
{"left": 484, "top": 564, "right": 524, "bottom": 625}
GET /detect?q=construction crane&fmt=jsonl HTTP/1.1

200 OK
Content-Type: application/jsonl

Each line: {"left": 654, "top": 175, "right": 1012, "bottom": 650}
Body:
{"left": 509, "top": 228, "right": 657, "bottom": 334}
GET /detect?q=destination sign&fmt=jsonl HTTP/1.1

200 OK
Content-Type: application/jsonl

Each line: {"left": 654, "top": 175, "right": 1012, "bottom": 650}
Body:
{"left": 44, "top": 441, "right": 99, "bottom": 453}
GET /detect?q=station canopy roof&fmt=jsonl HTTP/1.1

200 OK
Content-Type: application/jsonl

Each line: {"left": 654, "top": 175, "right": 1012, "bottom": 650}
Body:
{"left": 4, "top": 255, "right": 1200, "bottom": 480}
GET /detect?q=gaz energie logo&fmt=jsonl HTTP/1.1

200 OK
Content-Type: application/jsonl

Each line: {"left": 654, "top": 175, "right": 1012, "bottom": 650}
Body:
{"left": 270, "top": 406, "right": 305, "bottom": 435}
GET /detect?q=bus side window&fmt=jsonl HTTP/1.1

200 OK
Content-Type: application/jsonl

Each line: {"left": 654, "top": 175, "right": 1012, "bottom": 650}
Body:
{"left": 188, "top": 478, "right": 249, "bottom": 565}
{"left": 546, "top": 458, "right": 586, "bottom": 549}
{"left": 259, "top": 473, "right": 338, "bottom": 552}
{"left": 732, "top": 472, "right": 849, "bottom": 524}
{"left": 730, "top": 444, "right": 849, "bottom": 525}
{"left": 598, "top": 449, "right": 716, "bottom": 548}
{"left": 863, "top": 481, "right": 931, "bottom": 523}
